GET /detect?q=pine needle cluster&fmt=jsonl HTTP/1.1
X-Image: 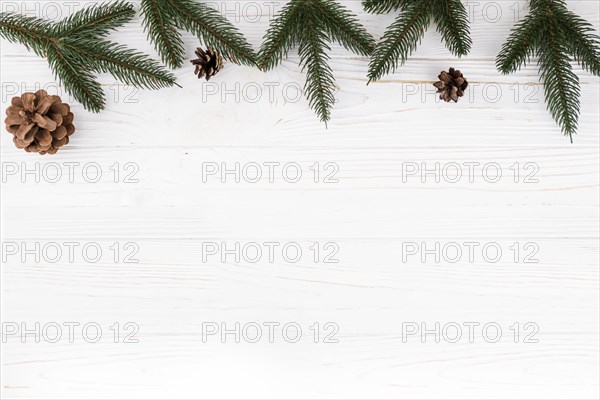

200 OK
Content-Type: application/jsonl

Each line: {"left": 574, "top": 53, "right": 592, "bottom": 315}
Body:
{"left": 259, "top": 0, "right": 375, "bottom": 124}
{"left": 0, "top": 1, "right": 177, "bottom": 112}
{"left": 140, "top": 0, "right": 257, "bottom": 69}
{"left": 497, "top": 0, "right": 600, "bottom": 141}
{"left": 364, "top": 0, "right": 471, "bottom": 83}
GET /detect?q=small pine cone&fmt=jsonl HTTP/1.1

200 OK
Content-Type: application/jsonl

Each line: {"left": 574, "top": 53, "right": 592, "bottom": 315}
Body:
{"left": 433, "top": 68, "right": 468, "bottom": 103}
{"left": 5, "top": 90, "right": 75, "bottom": 155}
{"left": 191, "top": 47, "right": 224, "bottom": 81}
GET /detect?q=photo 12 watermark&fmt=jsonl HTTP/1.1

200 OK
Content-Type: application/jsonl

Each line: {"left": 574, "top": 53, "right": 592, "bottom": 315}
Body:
{"left": 400, "top": 161, "right": 539, "bottom": 184}
{"left": 201, "top": 161, "right": 340, "bottom": 184}
{"left": 1, "top": 321, "right": 140, "bottom": 343}
{"left": 2, "top": 241, "right": 140, "bottom": 264}
{"left": 401, "top": 241, "right": 540, "bottom": 264}
{"left": 1, "top": 162, "right": 140, "bottom": 184}
{"left": 0, "top": 1, "right": 86, "bottom": 20}
{"left": 199, "top": 81, "right": 306, "bottom": 104}
{"left": 201, "top": 241, "right": 340, "bottom": 264}
{"left": 465, "top": 1, "right": 530, "bottom": 23}
{"left": 201, "top": 321, "right": 340, "bottom": 344}
{"left": 401, "top": 82, "right": 542, "bottom": 105}
{"left": 202, "top": 1, "right": 283, "bottom": 23}
{"left": 402, "top": 321, "right": 540, "bottom": 343}
{"left": 2, "top": 81, "right": 140, "bottom": 104}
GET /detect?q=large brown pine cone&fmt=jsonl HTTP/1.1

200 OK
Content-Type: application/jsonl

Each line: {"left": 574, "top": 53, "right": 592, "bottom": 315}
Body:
{"left": 5, "top": 90, "right": 75, "bottom": 155}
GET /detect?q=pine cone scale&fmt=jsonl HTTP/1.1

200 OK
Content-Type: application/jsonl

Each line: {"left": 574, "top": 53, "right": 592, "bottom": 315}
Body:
{"left": 53, "top": 136, "right": 68, "bottom": 148}
{"left": 37, "top": 129, "right": 53, "bottom": 147}
{"left": 53, "top": 125, "right": 68, "bottom": 140}
{"left": 433, "top": 81, "right": 445, "bottom": 90}
{"left": 21, "top": 93, "right": 36, "bottom": 112}
{"left": 36, "top": 96, "right": 55, "bottom": 115}
{"left": 5, "top": 113, "right": 22, "bottom": 127}
{"left": 11, "top": 97, "right": 23, "bottom": 108}
{"left": 16, "top": 123, "right": 34, "bottom": 139}
{"left": 33, "top": 113, "right": 57, "bottom": 131}
{"left": 14, "top": 137, "right": 27, "bottom": 149}
{"left": 23, "top": 126, "right": 38, "bottom": 142}
{"left": 50, "top": 102, "right": 69, "bottom": 115}
{"left": 450, "top": 86, "right": 459, "bottom": 102}
{"left": 49, "top": 113, "right": 63, "bottom": 126}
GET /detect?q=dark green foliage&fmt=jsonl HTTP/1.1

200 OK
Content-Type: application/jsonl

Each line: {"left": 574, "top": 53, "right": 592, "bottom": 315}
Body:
{"left": 0, "top": 13, "right": 54, "bottom": 52}
{"left": 559, "top": 10, "right": 600, "bottom": 76}
{"left": 434, "top": 0, "right": 471, "bottom": 57}
{"left": 362, "top": 0, "right": 405, "bottom": 14}
{"left": 257, "top": 0, "right": 306, "bottom": 72}
{"left": 496, "top": 13, "right": 543, "bottom": 74}
{"left": 365, "top": 0, "right": 471, "bottom": 83}
{"left": 367, "top": 0, "right": 431, "bottom": 83}
{"left": 497, "top": 0, "right": 600, "bottom": 141}
{"left": 299, "top": 8, "right": 336, "bottom": 124}
{"left": 46, "top": 46, "right": 106, "bottom": 112}
{"left": 140, "top": 0, "right": 185, "bottom": 69}
{"left": 0, "top": 1, "right": 177, "bottom": 112}
{"left": 259, "top": 0, "right": 375, "bottom": 124}
{"left": 315, "top": 0, "right": 375, "bottom": 57}
{"left": 140, "top": 0, "right": 257, "bottom": 69}
{"left": 70, "top": 38, "right": 179, "bottom": 90}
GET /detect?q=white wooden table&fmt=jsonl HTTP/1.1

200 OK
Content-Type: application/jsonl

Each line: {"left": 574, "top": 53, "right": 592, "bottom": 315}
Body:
{"left": 1, "top": 1, "right": 599, "bottom": 398}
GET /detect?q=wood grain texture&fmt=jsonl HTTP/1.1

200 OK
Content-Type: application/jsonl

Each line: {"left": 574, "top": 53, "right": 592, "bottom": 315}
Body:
{"left": 0, "top": 1, "right": 599, "bottom": 399}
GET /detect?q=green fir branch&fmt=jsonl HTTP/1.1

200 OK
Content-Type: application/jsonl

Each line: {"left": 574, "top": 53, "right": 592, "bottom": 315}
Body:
{"left": 140, "top": 0, "right": 257, "bottom": 68}
{"left": 299, "top": 5, "right": 336, "bottom": 125}
{"left": 141, "top": 0, "right": 185, "bottom": 69}
{"left": 0, "top": 13, "right": 55, "bottom": 52}
{"left": 53, "top": 0, "right": 134, "bottom": 38}
{"left": 258, "top": 0, "right": 374, "bottom": 124}
{"left": 432, "top": 0, "right": 471, "bottom": 57}
{"left": 367, "top": 0, "right": 431, "bottom": 83}
{"left": 539, "top": 26, "right": 580, "bottom": 141}
{"left": 560, "top": 11, "right": 600, "bottom": 76}
{"left": 64, "top": 38, "right": 178, "bottom": 90}
{"left": 496, "top": 13, "right": 543, "bottom": 74}
{"left": 366, "top": 0, "right": 471, "bottom": 82}
{"left": 46, "top": 45, "right": 106, "bottom": 112}
{"left": 258, "top": 0, "right": 305, "bottom": 71}
{"left": 496, "top": 0, "right": 600, "bottom": 140}
{"left": 170, "top": 0, "right": 256, "bottom": 65}
{"left": 314, "top": 0, "right": 375, "bottom": 56}
{"left": 0, "top": 2, "right": 177, "bottom": 113}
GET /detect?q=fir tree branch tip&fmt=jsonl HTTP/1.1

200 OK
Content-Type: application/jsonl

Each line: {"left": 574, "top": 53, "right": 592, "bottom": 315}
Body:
{"left": 497, "top": 0, "right": 600, "bottom": 141}
{"left": 365, "top": 0, "right": 472, "bottom": 83}
{"left": 259, "top": 0, "right": 375, "bottom": 124}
